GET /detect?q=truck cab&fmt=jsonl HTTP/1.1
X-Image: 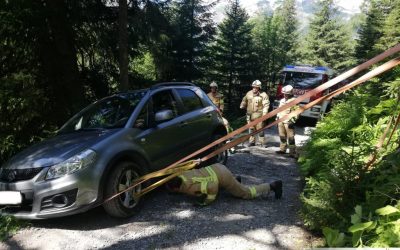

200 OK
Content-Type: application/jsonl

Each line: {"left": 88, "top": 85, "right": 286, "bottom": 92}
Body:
{"left": 273, "top": 65, "right": 333, "bottom": 121}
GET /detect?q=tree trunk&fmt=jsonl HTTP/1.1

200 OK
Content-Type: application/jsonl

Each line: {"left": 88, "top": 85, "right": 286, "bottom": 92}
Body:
{"left": 38, "top": 0, "right": 85, "bottom": 124}
{"left": 119, "top": 0, "right": 129, "bottom": 91}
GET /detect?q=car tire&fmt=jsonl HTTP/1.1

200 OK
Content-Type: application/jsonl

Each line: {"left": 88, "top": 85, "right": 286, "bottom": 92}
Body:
{"left": 206, "top": 133, "right": 228, "bottom": 166}
{"left": 103, "top": 161, "right": 144, "bottom": 218}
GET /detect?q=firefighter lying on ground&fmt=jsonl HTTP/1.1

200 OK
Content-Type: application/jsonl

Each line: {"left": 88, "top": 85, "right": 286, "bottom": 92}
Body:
{"left": 166, "top": 163, "right": 282, "bottom": 205}
{"left": 276, "top": 85, "right": 299, "bottom": 157}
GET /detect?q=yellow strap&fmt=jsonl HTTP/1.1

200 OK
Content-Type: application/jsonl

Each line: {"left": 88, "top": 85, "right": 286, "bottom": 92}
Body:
{"left": 249, "top": 187, "right": 257, "bottom": 198}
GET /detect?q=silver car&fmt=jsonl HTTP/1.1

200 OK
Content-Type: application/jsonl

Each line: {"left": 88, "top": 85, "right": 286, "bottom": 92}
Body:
{"left": 0, "top": 83, "right": 228, "bottom": 219}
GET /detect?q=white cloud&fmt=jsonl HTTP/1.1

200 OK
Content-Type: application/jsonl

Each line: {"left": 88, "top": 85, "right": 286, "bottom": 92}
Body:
{"left": 238, "top": 0, "right": 363, "bottom": 14}
{"left": 336, "top": 0, "right": 361, "bottom": 12}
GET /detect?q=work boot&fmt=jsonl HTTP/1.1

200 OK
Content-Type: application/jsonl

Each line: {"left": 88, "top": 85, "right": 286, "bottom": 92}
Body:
{"left": 235, "top": 175, "right": 242, "bottom": 183}
{"left": 270, "top": 180, "right": 282, "bottom": 199}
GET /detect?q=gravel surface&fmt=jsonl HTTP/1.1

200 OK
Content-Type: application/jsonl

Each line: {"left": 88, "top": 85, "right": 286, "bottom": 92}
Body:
{"left": 1, "top": 125, "right": 322, "bottom": 250}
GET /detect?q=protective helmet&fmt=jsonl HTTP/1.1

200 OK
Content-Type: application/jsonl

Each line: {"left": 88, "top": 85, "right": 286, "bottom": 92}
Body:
{"left": 282, "top": 85, "right": 294, "bottom": 94}
{"left": 210, "top": 82, "right": 218, "bottom": 88}
{"left": 252, "top": 80, "right": 262, "bottom": 88}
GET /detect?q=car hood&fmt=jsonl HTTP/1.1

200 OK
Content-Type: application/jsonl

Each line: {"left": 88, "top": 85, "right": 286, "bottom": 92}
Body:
{"left": 2, "top": 129, "right": 120, "bottom": 169}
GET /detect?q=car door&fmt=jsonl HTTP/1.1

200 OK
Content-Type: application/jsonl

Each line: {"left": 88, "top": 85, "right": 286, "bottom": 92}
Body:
{"left": 132, "top": 89, "right": 190, "bottom": 169}
{"left": 173, "top": 88, "right": 215, "bottom": 154}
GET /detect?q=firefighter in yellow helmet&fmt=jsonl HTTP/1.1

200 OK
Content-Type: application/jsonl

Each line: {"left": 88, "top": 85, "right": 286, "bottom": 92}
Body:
{"left": 207, "top": 82, "right": 224, "bottom": 114}
{"left": 240, "top": 80, "right": 270, "bottom": 147}
{"left": 166, "top": 163, "right": 282, "bottom": 205}
{"left": 276, "top": 85, "right": 299, "bottom": 157}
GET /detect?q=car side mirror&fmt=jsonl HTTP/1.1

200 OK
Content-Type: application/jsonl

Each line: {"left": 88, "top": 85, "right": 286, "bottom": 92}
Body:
{"left": 155, "top": 109, "right": 174, "bottom": 123}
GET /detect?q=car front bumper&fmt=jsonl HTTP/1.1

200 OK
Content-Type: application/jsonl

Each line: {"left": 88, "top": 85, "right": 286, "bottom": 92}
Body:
{"left": 0, "top": 167, "right": 100, "bottom": 219}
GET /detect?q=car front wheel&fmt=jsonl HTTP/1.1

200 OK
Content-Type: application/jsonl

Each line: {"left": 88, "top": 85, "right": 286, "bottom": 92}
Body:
{"left": 103, "top": 161, "right": 144, "bottom": 218}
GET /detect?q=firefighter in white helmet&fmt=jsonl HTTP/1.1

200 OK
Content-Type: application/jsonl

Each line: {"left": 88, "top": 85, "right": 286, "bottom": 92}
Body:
{"left": 276, "top": 85, "right": 299, "bottom": 157}
{"left": 240, "top": 80, "right": 270, "bottom": 147}
{"left": 166, "top": 163, "right": 282, "bottom": 205}
{"left": 207, "top": 81, "right": 224, "bottom": 114}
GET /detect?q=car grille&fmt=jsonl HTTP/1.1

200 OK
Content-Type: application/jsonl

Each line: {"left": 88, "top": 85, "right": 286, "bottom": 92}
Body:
{"left": 0, "top": 167, "right": 44, "bottom": 183}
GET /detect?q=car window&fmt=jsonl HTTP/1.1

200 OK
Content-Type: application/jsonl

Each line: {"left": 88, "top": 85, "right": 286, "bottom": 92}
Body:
{"left": 59, "top": 91, "right": 145, "bottom": 133}
{"left": 134, "top": 103, "right": 149, "bottom": 130}
{"left": 176, "top": 89, "right": 203, "bottom": 113}
{"left": 152, "top": 90, "right": 178, "bottom": 117}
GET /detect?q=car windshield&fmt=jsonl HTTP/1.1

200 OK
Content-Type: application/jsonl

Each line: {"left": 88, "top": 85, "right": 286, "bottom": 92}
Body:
{"left": 59, "top": 91, "right": 147, "bottom": 133}
{"left": 282, "top": 71, "right": 323, "bottom": 89}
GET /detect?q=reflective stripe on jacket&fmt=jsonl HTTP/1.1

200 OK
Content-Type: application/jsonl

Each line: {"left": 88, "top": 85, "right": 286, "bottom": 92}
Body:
{"left": 178, "top": 166, "right": 219, "bottom": 205}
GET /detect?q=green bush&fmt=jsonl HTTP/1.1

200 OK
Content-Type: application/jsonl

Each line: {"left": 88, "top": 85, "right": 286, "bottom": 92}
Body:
{"left": 298, "top": 81, "right": 400, "bottom": 246}
{"left": 0, "top": 73, "right": 56, "bottom": 165}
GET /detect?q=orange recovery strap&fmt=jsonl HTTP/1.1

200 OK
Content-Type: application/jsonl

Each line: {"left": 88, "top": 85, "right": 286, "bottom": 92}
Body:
{"left": 103, "top": 44, "right": 400, "bottom": 204}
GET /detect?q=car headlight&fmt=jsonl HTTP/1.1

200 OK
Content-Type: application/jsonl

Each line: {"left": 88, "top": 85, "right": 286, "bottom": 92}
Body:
{"left": 45, "top": 149, "right": 97, "bottom": 180}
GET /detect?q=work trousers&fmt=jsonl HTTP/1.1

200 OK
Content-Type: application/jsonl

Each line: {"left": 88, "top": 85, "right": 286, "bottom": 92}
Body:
{"left": 247, "top": 114, "right": 264, "bottom": 145}
{"left": 278, "top": 122, "right": 296, "bottom": 155}
{"left": 213, "top": 164, "right": 270, "bottom": 199}
{"left": 177, "top": 163, "right": 270, "bottom": 203}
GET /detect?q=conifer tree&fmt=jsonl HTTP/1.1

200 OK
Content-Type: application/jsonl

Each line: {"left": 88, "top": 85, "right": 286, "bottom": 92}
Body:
{"left": 211, "top": 0, "right": 254, "bottom": 107}
{"left": 355, "top": 0, "right": 394, "bottom": 61}
{"left": 169, "top": 0, "right": 216, "bottom": 81}
{"left": 301, "top": 0, "right": 355, "bottom": 72}
{"left": 374, "top": 0, "right": 400, "bottom": 52}
{"left": 252, "top": 15, "right": 278, "bottom": 82}
{"left": 273, "top": 0, "right": 299, "bottom": 66}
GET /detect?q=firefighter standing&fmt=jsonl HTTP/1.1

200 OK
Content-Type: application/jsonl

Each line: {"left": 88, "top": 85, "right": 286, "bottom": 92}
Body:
{"left": 240, "top": 80, "right": 270, "bottom": 147}
{"left": 276, "top": 85, "right": 299, "bottom": 157}
{"left": 207, "top": 82, "right": 224, "bottom": 114}
{"left": 208, "top": 82, "right": 233, "bottom": 135}
{"left": 166, "top": 163, "right": 282, "bottom": 205}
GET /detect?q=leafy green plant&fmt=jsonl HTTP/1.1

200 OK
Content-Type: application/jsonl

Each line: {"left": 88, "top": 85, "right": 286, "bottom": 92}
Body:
{"left": 0, "top": 214, "right": 26, "bottom": 241}
{"left": 323, "top": 202, "right": 400, "bottom": 247}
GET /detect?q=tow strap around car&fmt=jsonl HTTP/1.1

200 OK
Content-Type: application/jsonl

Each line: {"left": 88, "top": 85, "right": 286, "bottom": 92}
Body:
{"left": 103, "top": 44, "right": 400, "bottom": 204}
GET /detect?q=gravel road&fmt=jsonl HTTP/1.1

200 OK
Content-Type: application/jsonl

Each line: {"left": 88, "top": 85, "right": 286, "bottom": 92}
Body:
{"left": 1, "top": 125, "right": 322, "bottom": 250}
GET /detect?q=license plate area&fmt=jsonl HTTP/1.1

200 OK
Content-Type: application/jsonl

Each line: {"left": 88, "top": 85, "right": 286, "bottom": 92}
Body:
{"left": 0, "top": 191, "right": 23, "bottom": 205}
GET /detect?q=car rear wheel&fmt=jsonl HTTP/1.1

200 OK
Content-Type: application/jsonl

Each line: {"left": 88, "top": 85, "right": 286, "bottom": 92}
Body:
{"left": 103, "top": 161, "right": 144, "bottom": 218}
